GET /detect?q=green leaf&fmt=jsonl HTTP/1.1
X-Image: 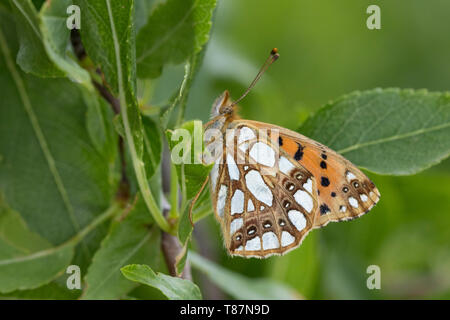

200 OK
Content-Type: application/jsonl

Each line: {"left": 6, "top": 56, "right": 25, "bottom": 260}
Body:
{"left": 160, "top": 46, "right": 207, "bottom": 128}
{"left": 0, "top": 281, "right": 80, "bottom": 300}
{"left": 0, "top": 12, "right": 116, "bottom": 273}
{"left": 9, "top": 0, "right": 63, "bottom": 77}
{"left": 82, "top": 199, "right": 161, "bottom": 300}
{"left": 121, "top": 264, "right": 202, "bottom": 300}
{"left": 72, "top": 0, "right": 170, "bottom": 232}
{"left": 142, "top": 117, "right": 162, "bottom": 180}
{"left": 166, "top": 120, "right": 212, "bottom": 201}
{"left": 74, "top": 0, "right": 170, "bottom": 232}
{"left": 134, "top": 0, "right": 153, "bottom": 33}
{"left": 189, "top": 252, "right": 301, "bottom": 300}
{"left": 84, "top": 90, "right": 117, "bottom": 165}
{"left": 299, "top": 88, "right": 450, "bottom": 175}
{"left": 39, "top": 0, "right": 92, "bottom": 87}
{"left": 136, "top": 0, "right": 216, "bottom": 78}
{"left": 9, "top": 0, "right": 92, "bottom": 87}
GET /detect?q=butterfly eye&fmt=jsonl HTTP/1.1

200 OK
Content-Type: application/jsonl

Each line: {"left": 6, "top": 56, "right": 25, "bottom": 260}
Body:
{"left": 247, "top": 226, "right": 257, "bottom": 236}
{"left": 278, "top": 219, "right": 286, "bottom": 227}
{"left": 283, "top": 200, "right": 290, "bottom": 208}
{"left": 342, "top": 186, "right": 349, "bottom": 193}
{"left": 353, "top": 181, "right": 360, "bottom": 188}
{"left": 263, "top": 221, "right": 272, "bottom": 229}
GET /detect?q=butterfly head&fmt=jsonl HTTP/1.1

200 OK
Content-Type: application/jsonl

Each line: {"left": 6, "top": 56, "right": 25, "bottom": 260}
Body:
{"left": 210, "top": 90, "right": 235, "bottom": 118}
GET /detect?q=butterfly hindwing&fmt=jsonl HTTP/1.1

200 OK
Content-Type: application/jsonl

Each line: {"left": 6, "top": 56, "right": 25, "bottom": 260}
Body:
{"left": 209, "top": 123, "right": 318, "bottom": 257}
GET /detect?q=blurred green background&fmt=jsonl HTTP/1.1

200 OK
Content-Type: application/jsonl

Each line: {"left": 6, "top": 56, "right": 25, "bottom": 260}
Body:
{"left": 151, "top": 0, "right": 450, "bottom": 299}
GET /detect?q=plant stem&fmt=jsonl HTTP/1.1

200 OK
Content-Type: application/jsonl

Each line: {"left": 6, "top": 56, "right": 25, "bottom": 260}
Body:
{"left": 105, "top": 0, "right": 171, "bottom": 233}
{"left": 169, "top": 162, "right": 179, "bottom": 219}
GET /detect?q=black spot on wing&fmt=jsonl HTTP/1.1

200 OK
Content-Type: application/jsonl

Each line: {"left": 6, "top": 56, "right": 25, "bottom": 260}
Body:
{"left": 331, "top": 192, "right": 336, "bottom": 197}
{"left": 321, "top": 153, "right": 327, "bottom": 160}
{"left": 294, "top": 143, "right": 304, "bottom": 161}
{"left": 320, "top": 204, "right": 331, "bottom": 215}
{"left": 320, "top": 161, "right": 327, "bottom": 169}
{"left": 321, "top": 177, "right": 330, "bottom": 187}
{"left": 278, "top": 136, "right": 283, "bottom": 146}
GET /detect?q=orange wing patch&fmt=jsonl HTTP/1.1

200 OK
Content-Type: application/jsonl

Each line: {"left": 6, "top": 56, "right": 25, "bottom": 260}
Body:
{"left": 245, "top": 120, "right": 380, "bottom": 228}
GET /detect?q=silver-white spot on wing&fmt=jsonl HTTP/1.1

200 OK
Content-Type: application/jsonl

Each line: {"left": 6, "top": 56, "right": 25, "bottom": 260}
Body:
{"left": 249, "top": 142, "right": 275, "bottom": 167}
{"left": 238, "top": 127, "right": 256, "bottom": 144}
{"left": 288, "top": 210, "right": 307, "bottom": 232}
{"left": 230, "top": 189, "right": 244, "bottom": 215}
{"left": 230, "top": 218, "right": 243, "bottom": 236}
{"left": 340, "top": 205, "right": 347, "bottom": 213}
{"left": 360, "top": 194, "right": 368, "bottom": 202}
{"left": 217, "top": 185, "right": 228, "bottom": 218}
{"left": 262, "top": 232, "right": 280, "bottom": 250}
{"left": 235, "top": 245, "right": 243, "bottom": 252}
{"left": 245, "top": 237, "right": 261, "bottom": 251}
{"left": 245, "top": 170, "right": 273, "bottom": 206}
{"left": 281, "top": 231, "right": 295, "bottom": 247}
{"left": 227, "top": 154, "right": 240, "bottom": 180}
{"left": 293, "top": 190, "right": 313, "bottom": 213}
{"left": 349, "top": 197, "right": 358, "bottom": 208}
{"left": 210, "top": 162, "right": 220, "bottom": 191}
{"left": 247, "top": 199, "right": 255, "bottom": 212}
{"left": 303, "top": 178, "right": 313, "bottom": 193}
{"left": 238, "top": 127, "right": 256, "bottom": 152}
{"left": 346, "top": 171, "right": 357, "bottom": 182}
{"left": 279, "top": 156, "right": 295, "bottom": 175}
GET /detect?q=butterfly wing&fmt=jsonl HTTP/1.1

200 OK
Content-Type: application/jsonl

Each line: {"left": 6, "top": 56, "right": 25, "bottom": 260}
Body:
{"left": 209, "top": 122, "right": 319, "bottom": 257}
{"left": 245, "top": 120, "right": 381, "bottom": 228}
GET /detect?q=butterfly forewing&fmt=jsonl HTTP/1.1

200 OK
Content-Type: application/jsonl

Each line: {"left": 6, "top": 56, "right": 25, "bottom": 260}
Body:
{"left": 245, "top": 120, "right": 381, "bottom": 228}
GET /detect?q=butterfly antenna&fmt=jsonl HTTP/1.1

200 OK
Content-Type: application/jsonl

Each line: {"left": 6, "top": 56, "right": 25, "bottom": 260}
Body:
{"left": 227, "top": 48, "right": 279, "bottom": 109}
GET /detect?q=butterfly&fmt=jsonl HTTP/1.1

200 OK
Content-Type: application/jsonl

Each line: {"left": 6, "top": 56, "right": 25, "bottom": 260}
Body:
{"left": 201, "top": 49, "right": 380, "bottom": 258}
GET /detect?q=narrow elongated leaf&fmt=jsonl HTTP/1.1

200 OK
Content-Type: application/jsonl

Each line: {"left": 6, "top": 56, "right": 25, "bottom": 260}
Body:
{"left": 136, "top": 0, "right": 216, "bottom": 78}
{"left": 82, "top": 199, "right": 161, "bottom": 300}
{"left": 0, "top": 11, "right": 116, "bottom": 275}
{"left": 74, "top": 0, "right": 170, "bottom": 232}
{"left": 121, "top": 264, "right": 202, "bottom": 300}
{"left": 299, "top": 88, "right": 450, "bottom": 175}
{"left": 189, "top": 252, "right": 301, "bottom": 300}
{"left": 142, "top": 117, "right": 162, "bottom": 180}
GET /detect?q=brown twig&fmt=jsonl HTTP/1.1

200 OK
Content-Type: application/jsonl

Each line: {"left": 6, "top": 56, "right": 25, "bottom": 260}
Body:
{"left": 160, "top": 147, "right": 193, "bottom": 279}
{"left": 161, "top": 221, "right": 192, "bottom": 280}
{"left": 70, "top": 30, "right": 86, "bottom": 60}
